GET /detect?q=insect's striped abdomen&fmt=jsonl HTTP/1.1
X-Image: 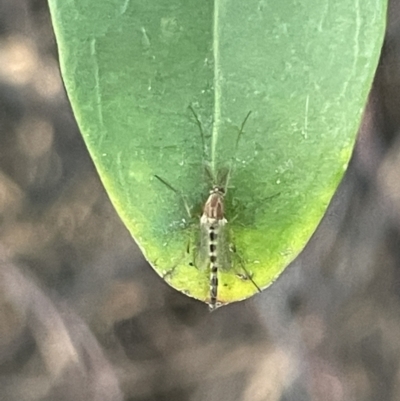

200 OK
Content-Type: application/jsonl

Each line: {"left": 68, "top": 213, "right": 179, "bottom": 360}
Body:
{"left": 208, "top": 223, "right": 219, "bottom": 311}
{"left": 200, "top": 186, "right": 227, "bottom": 311}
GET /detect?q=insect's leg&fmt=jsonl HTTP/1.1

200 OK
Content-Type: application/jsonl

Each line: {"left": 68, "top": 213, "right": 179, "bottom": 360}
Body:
{"left": 188, "top": 105, "right": 208, "bottom": 163}
{"left": 224, "top": 111, "right": 252, "bottom": 193}
{"left": 162, "top": 237, "right": 192, "bottom": 279}
{"left": 234, "top": 111, "right": 252, "bottom": 156}
{"left": 264, "top": 192, "right": 281, "bottom": 202}
{"left": 230, "top": 243, "right": 261, "bottom": 293}
{"left": 162, "top": 267, "right": 175, "bottom": 279}
{"left": 189, "top": 105, "right": 224, "bottom": 188}
{"left": 154, "top": 175, "right": 192, "bottom": 218}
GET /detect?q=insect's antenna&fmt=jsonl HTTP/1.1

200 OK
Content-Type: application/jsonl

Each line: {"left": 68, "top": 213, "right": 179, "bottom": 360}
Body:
{"left": 224, "top": 111, "right": 252, "bottom": 192}
{"left": 204, "top": 163, "right": 216, "bottom": 186}
{"left": 188, "top": 105, "right": 207, "bottom": 162}
{"left": 154, "top": 175, "right": 192, "bottom": 218}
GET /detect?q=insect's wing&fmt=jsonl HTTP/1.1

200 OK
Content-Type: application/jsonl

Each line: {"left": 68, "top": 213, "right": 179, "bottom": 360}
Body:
{"left": 215, "top": 221, "right": 232, "bottom": 272}
{"left": 194, "top": 221, "right": 210, "bottom": 271}
{"left": 217, "top": 221, "right": 258, "bottom": 282}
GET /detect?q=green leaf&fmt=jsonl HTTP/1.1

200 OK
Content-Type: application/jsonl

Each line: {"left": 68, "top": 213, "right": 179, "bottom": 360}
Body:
{"left": 48, "top": 0, "right": 386, "bottom": 307}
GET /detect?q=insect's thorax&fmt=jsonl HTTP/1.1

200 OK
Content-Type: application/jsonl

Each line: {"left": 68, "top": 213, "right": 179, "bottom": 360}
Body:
{"left": 201, "top": 186, "right": 226, "bottom": 225}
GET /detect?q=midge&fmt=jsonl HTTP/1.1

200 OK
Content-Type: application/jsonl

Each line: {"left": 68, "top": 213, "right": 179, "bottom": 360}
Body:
{"left": 197, "top": 173, "right": 260, "bottom": 310}
{"left": 156, "top": 106, "right": 260, "bottom": 310}
{"left": 201, "top": 185, "right": 226, "bottom": 310}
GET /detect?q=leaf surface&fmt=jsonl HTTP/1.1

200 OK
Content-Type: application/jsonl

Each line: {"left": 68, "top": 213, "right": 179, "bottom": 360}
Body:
{"left": 49, "top": 0, "right": 386, "bottom": 306}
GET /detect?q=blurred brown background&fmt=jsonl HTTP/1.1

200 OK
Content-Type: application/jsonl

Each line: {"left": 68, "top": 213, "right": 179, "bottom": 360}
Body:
{"left": 1, "top": 1, "right": 400, "bottom": 400}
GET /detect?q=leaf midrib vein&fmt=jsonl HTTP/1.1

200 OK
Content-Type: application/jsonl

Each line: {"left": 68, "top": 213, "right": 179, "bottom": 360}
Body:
{"left": 212, "top": 0, "right": 222, "bottom": 173}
